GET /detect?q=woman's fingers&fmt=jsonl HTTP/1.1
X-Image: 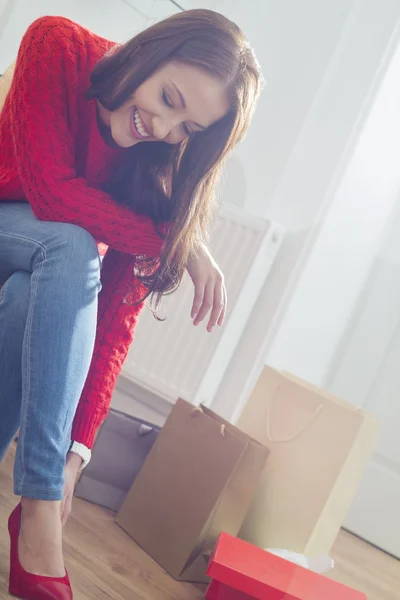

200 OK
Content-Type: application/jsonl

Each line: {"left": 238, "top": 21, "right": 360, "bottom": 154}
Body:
{"left": 193, "top": 282, "right": 214, "bottom": 326}
{"left": 207, "top": 278, "right": 224, "bottom": 333}
{"left": 217, "top": 283, "right": 227, "bottom": 327}
{"left": 191, "top": 272, "right": 227, "bottom": 333}
{"left": 191, "top": 280, "right": 205, "bottom": 320}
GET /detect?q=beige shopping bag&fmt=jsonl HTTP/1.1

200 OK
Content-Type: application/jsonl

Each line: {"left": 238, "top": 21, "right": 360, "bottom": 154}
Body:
{"left": 116, "top": 398, "right": 269, "bottom": 583}
{"left": 238, "top": 366, "right": 380, "bottom": 555}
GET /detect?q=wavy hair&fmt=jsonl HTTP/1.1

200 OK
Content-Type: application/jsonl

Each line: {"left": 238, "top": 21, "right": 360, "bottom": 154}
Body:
{"left": 87, "top": 9, "right": 263, "bottom": 307}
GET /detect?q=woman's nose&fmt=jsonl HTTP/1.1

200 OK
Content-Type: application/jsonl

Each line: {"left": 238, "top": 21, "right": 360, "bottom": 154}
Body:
{"left": 151, "top": 116, "right": 173, "bottom": 140}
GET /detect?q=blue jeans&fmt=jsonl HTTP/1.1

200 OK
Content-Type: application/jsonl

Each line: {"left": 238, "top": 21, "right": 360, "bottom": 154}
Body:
{"left": 0, "top": 203, "right": 101, "bottom": 500}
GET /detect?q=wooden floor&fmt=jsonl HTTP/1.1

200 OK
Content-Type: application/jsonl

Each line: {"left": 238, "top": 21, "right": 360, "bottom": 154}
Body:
{"left": 0, "top": 446, "right": 399, "bottom": 600}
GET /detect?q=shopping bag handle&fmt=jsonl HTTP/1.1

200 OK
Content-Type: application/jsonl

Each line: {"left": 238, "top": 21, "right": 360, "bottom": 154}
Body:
{"left": 192, "top": 406, "right": 226, "bottom": 437}
{"left": 266, "top": 383, "right": 323, "bottom": 443}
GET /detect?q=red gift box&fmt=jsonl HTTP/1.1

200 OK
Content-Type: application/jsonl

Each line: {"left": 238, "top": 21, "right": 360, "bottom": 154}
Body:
{"left": 206, "top": 534, "right": 367, "bottom": 600}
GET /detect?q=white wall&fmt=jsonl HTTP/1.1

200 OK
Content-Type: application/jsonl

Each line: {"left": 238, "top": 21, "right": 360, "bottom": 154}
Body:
{"left": 218, "top": 0, "right": 354, "bottom": 217}
{"left": 269, "top": 22, "right": 400, "bottom": 389}
{"left": 330, "top": 200, "right": 400, "bottom": 407}
{"left": 0, "top": 0, "right": 13, "bottom": 19}
{"left": 180, "top": 0, "right": 218, "bottom": 8}
{"left": 0, "top": 0, "right": 16, "bottom": 56}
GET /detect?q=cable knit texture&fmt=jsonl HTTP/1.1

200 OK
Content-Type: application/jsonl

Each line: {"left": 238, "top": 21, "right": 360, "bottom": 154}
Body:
{"left": 0, "top": 16, "right": 166, "bottom": 447}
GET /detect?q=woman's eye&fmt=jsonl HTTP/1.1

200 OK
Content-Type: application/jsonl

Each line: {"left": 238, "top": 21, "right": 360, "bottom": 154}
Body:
{"left": 162, "top": 90, "right": 173, "bottom": 108}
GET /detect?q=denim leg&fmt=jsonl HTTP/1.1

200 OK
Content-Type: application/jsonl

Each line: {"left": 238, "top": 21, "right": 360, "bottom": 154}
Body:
{"left": 0, "top": 203, "right": 101, "bottom": 500}
{"left": 0, "top": 271, "right": 30, "bottom": 461}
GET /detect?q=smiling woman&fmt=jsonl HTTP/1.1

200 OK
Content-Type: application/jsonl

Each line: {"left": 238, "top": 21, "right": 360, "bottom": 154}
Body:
{"left": 89, "top": 10, "right": 263, "bottom": 306}
{"left": 0, "top": 9, "right": 262, "bottom": 600}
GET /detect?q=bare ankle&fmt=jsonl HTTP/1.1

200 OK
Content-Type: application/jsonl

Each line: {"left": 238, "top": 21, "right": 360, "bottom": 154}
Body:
{"left": 18, "top": 498, "right": 65, "bottom": 577}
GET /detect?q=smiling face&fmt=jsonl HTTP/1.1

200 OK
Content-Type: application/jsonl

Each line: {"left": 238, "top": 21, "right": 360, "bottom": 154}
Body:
{"left": 100, "top": 61, "right": 231, "bottom": 148}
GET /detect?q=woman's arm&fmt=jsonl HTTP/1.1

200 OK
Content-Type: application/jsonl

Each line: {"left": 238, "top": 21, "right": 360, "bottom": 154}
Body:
{"left": 62, "top": 250, "right": 146, "bottom": 525}
{"left": 71, "top": 249, "right": 146, "bottom": 448}
{"left": 9, "top": 17, "right": 164, "bottom": 257}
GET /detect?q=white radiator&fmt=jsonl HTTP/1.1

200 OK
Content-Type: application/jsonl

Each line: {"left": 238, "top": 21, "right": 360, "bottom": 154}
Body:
{"left": 121, "top": 204, "right": 284, "bottom": 406}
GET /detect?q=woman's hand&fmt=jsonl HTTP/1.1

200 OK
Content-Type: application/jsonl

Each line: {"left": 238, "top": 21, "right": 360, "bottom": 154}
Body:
{"left": 61, "top": 452, "right": 82, "bottom": 527}
{"left": 186, "top": 244, "right": 227, "bottom": 333}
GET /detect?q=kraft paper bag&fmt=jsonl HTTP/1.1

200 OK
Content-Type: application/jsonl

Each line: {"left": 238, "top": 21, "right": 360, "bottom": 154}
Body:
{"left": 116, "top": 398, "right": 269, "bottom": 583}
{"left": 75, "top": 409, "right": 159, "bottom": 511}
{"left": 238, "top": 366, "right": 380, "bottom": 555}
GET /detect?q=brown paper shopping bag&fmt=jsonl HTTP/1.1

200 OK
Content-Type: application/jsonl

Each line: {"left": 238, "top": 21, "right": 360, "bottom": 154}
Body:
{"left": 238, "top": 366, "right": 380, "bottom": 555}
{"left": 116, "top": 398, "right": 269, "bottom": 583}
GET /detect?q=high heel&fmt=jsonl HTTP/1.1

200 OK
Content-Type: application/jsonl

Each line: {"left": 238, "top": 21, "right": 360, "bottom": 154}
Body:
{"left": 8, "top": 504, "right": 73, "bottom": 599}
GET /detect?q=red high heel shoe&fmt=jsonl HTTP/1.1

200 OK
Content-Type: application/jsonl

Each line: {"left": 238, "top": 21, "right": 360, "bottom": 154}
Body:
{"left": 8, "top": 504, "right": 73, "bottom": 599}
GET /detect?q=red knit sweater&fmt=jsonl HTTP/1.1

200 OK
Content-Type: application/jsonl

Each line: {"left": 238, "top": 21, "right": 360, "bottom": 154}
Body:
{"left": 0, "top": 16, "right": 166, "bottom": 447}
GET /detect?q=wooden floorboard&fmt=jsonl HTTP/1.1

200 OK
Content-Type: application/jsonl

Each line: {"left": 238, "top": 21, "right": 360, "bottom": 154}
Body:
{"left": 1, "top": 446, "right": 398, "bottom": 599}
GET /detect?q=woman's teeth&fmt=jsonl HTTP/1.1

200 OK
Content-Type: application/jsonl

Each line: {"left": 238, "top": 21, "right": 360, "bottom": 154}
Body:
{"left": 134, "top": 108, "right": 149, "bottom": 138}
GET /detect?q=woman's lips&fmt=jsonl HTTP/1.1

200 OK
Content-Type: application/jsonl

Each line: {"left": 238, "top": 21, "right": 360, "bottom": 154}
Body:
{"left": 131, "top": 107, "right": 151, "bottom": 140}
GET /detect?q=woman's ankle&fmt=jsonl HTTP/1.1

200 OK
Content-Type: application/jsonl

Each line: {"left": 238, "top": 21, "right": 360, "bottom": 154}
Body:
{"left": 18, "top": 498, "right": 65, "bottom": 577}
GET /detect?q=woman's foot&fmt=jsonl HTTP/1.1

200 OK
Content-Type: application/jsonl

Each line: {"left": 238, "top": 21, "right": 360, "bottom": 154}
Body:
{"left": 19, "top": 498, "right": 66, "bottom": 577}
{"left": 8, "top": 503, "right": 72, "bottom": 600}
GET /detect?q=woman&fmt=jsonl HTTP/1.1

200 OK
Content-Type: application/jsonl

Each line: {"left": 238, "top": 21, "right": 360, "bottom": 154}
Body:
{"left": 0, "top": 9, "right": 262, "bottom": 600}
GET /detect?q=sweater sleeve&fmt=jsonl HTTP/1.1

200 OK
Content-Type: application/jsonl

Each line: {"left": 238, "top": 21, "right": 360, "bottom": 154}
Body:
{"left": 9, "top": 16, "right": 164, "bottom": 257}
{"left": 71, "top": 249, "right": 146, "bottom": 448}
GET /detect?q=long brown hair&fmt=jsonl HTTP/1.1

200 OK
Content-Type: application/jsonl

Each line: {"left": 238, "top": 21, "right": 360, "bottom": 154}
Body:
{"left": 87, "top": 9, "right": 263, "bottom": 307}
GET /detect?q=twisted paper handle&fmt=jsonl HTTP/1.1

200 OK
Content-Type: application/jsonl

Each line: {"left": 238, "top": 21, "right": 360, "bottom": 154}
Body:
{"left": 192, "top": 406, "right": 226, "bottom": 437}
